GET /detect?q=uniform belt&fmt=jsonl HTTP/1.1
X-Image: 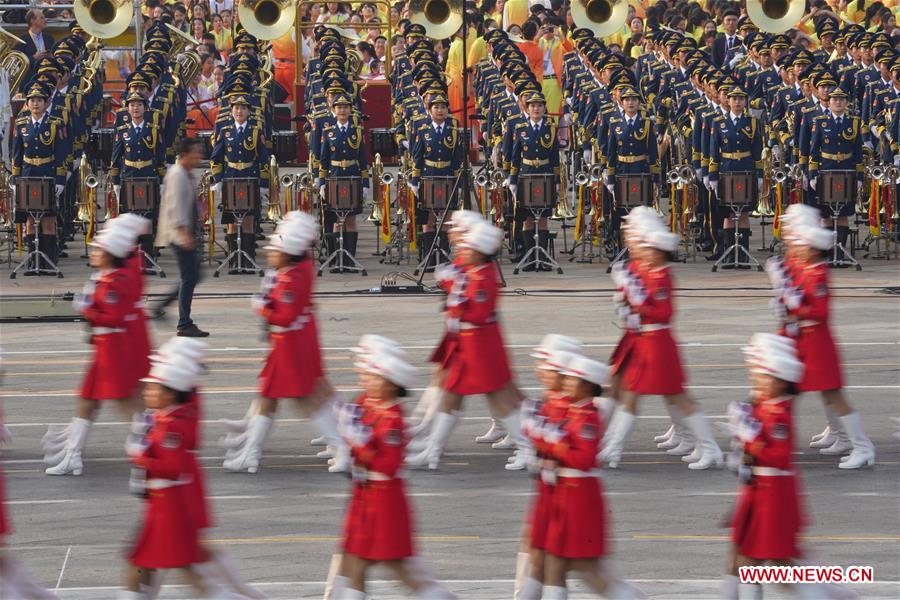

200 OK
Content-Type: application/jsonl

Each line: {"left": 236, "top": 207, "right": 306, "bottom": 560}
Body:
{"left": 270, "top": 316, "right": 309, "bottom": 333}
{"left": 522, "top": 158, "right": 550, "bottom": 167}
{"left": 556, "top": 467, "right": 603, "bottom": 478}
{"left": 353, "top": 468, "right": 403, "bottom": 482}
{"left": 24, "top": 156, "right": 54, "bottom": 166}
{"left": 125, "top": 159, "right": 153, "bottom": 168}
{"left": 459, "top": 317, "right": 496, "bottom": 330}
{"left": 798, "top": 320, "right": 821, "bottom": 328}
{"left": 91, "top": 327, "right": 125, "bottom": 335}
{"left": 751, "top": 467, "right": 793, "bottom": 477}
{"left": 619, "top": 154, "right": 648, "bottom": 163}
{"left": 331, "top": 159, "right": 358, "bottom": 168}
{"left": 425, "top": 160, "right": 451, "bottom": 168}
{"left": 145, "top": 477, "right": 192, "bottom": 490}
{"left": 821, "top": 152, "right": 852, "bottom": 161}
{"left": 721, "top": 152, "right": 751, "bottom": 160}
{"left": 226, "top": 161, "right": 255, "bottom": 170}
{"left": 640, "top": 323, "right": 670, "bottom": 332}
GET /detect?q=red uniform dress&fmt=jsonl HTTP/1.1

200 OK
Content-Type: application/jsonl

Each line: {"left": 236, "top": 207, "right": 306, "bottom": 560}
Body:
{"left": 79, "top": 269, "right": 138, "bottom": 400}
{"left": 544, "top": 399, "right": 607, "bottom": 559}
{"left": 129, "top": 403, "right": 204, "bottom": 569}
{"left": 184, "top": 392, "right": 211, "bottom": 531}
{"left": 429, "top": 258, "right": 467, "bottom": 369}
{"left": 730, "top": 395, "right": 805, "bottom": 560}
{"left": 0, "top": 465, "right": 7, "bottom": 541}
{"left": 609, "top": 261, "right": 642, "bottom": 374}
{"left": 124, "top": 251, "right": 152, "bottom": 387}
{"left": 342, "top": 397, "right": 414, "bottom": 561}
{"left": 622, "top": 265, "right": 687, "bottom": 395}
{"left": 258, "top": 259, "right": 324, "bottom": 399}
{"left": 786, "top": 262, "right": 843, "bottom": 392}
{"left": 525, "top": 392, "right": 569, "bottom": 550}
{"left": 441, "top": 263, "right": 512, "bottom": 395}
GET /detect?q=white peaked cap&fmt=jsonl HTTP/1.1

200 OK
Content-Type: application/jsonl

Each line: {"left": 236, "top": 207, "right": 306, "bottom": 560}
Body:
{"left": 356, "top": 350, "right": 417, "bottom": 389}
{"left": 460, "top": 220, "right": 505, "bottom": 255}
{"left": 351, "top": 334, "right": 408, "bottom": 359}
{"left": 560, "top": 355, "right": 611, "bottom": 386}
{"left": 531, "top": 334, "right": 584, "bottom": 359}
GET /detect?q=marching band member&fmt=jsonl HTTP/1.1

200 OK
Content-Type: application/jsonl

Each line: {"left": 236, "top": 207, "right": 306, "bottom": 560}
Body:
{"left": 43, "top": 219, "right": 145, "bottom": 476}
{"left": 209, "top": 93, "right": 271, "bottom": 270}
{"left": 330, "top": 343, "right": 456, "bottom": 599}
{"left": 532, "top": 354, "right": 643, "bottom": 599}
{"left": 317, "top": 93, "right": 370, "bottom": 267}
{"left": 602, "top": 208, "right": 723, "bottom": 470}
{"left": 11, "top": 83, "right": 67, "bottom": 271}
{"left": 222, "top": 213, "right": 350, "bottom": 473}
{"left": 779, "top": 220, "right": 875, "bottom": 469}
{"left": 407, "top": 221, "right": 528, "bottom": 471}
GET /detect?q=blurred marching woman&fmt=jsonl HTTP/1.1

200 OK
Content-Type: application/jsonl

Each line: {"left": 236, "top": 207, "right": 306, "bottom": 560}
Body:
{"left": 524, "top": 355, "right": 644, "bottom": 599}
{"left": 765, "top": 206, "right": 874, "bottom": 470}
{"left": 330, "top": 341, "right": 457, "bottom": 599}
{"left": 514, "top": 338, "right": 583, "bottom": 599}
{"left": 406, "top": 221, "right": 532, "bottom": 472}
{"left": 134, "top": 339, "right": 264, "bottom": 599}
{"left": 221, "top": 213, "right": 351, "bottom": 474}
{"left": 0, "top": 394, "right": 57, "bottom": 597}
{"left": 721, "top": 333, "right": 855, "bottom": 600}
{"left": 406, "top": 211, "right": 517, "bottom": 458}
{"left": 42, "top": 216, "right": 153, "bottom": 476}
{"left": 600, "top": 207, "right": 723, "bottom": 471}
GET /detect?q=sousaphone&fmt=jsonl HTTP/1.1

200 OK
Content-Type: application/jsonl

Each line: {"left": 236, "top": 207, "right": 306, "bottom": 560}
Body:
{"left": 746, "top": 0, "right": 805, "bottom": 33}
{"left": 571, "top": 0, "right": 628, "bottom": 39}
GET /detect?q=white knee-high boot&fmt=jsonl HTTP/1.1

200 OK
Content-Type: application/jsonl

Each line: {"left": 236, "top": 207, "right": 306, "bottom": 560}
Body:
{"left": 222, "top": 415, "right": 272, "bottom": 473}
{"left": 407, "top": 386, "right": 442, "bottom": 438}
{"left": 600, "top": 410, "right": 636, "bottom": 469}
{"left": 684, "top": 412, "right": 724, "bottom": 470}
{"left": 406, "top": 411, "right": 460, "bottom": 470}
{"left": 45, "top": 417, "right": 91, "bottom": 476}
{"left": 502, "top": 412, "right": 533, "bottom": 471}
{"left": 311, "top": 398, "right": 351, "bottom": 473}
{"left": 543, "top": 585, "right": 568, "bottom": 599}
{"left": 322, "top": 553, "right": 343, "bottom": 600}
{"left": 837, "top": 412, "right": 875, "bottom": 469}
{"left": 809, "top": 406, "right": 838, "bottom": 448}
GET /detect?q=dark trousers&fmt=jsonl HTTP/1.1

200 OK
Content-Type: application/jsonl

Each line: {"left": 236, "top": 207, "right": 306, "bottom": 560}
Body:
{"left": 159, "top": 243, "right": 202, "bottom": 330}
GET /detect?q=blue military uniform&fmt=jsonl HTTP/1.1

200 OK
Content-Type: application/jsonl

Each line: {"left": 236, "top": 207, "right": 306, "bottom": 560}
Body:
{"left": 808, "top": 92, "right": 863, "bottom": 219}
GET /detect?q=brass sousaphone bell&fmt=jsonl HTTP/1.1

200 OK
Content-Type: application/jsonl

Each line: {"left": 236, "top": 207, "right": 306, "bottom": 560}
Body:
{"left": 238, "top": 0, "right": 296, "bottom": 40}
{"left": 571, "top": 0, "right": 629, "bottom": 38}
{"left": 410, "top": 0, "right": 464, "bottom": 39}
{"left": 746, "top": 0, "right": 804, "bottom": 33}
{"left": 74, "top": 0, "right": 134, "bottom": 39}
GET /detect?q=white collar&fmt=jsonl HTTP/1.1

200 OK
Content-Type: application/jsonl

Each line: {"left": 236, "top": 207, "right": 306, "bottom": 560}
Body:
{"left": 730, "top": 111, "right": 742, "bottom": 121}
{"left": 432, "top": 120, "right": 446, "bottom": 129}
{"left": 831, "top": 112, "right": 845, "bottom": 120}
{"left": 624, "top": 113, "right": 638, "bottom": 121}
{"left": 530, "top": 119, "right": 543, "bottom": 128}
{"left": 132, "top": 120, "right": 144, "bottom": 128}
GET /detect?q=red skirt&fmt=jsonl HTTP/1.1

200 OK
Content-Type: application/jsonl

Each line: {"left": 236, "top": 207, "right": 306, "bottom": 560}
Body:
{"left": 608, "top": 330, "right": 636, "bottom": 375}
{"left": 80, "top": 333, "right": 137, "bottom": 400}
{"left": 429, "top": 332, "right": 453, "bottom": 370}
{"left": 731, "top": 476, "right": 803, "bottom": 560}
{"left": 0, "top": 467, "right": 9, "bottom": 539}
{"left": 621, "top": 329, "right": 685, "bottom": 396}
{"left": 528, "top": 479, "right": 554, "bottom": 550}
{"left": 442, "top": 324, "right": 512, "bottom": 395}
{"left": 187, "top": 454, "right": 212, "bottom": 530}
{"left": 545, "top": 476, "right": 607, "bottom": 559}
{"left": 125, "top": 312, "right": 152, "bottom": 386}
{"left": 259, "top": 323, "right": 324, "bottom": 398}
{"left": 129, "top": 486, "right": 204, "bottom": 568}
{"left": 796, "top": 325, "right": 843, "bottom": 392}
{"left": 342, "top": 480, "right": 414, "bottom": 561}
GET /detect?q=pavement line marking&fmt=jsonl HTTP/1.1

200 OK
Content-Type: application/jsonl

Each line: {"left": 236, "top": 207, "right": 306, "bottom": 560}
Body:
{"left": 633, "top": 535, "right": 900, "bottom": 542}
{"left": 6, "top": 499, "right": 79, "bottom": 505}
{"left": 207, "top": 495, "right": 267, "bottom": 500}
{"left": 55, "top": 546, "right": 71, "bottom": 590}
{"left": 207, "top": 535, "right": 481, "bottom": 545}
{"left": 4, "top": 385, "right": 899, "bottom": 398}
{"left": 2, "top": 340, "right": 895, "bottom": 356}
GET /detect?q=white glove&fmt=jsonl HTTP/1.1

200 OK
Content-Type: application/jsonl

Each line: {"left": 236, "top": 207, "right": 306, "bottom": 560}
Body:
{"left": 769, "top": 297, "right": 787, "bottom": 322}
{"left": 541, "top": 422, "right": 565, "bottom": 445}
{"left": 783, "top": 287, "right": 802, "bottom": 310}
{"left": 605, "top": 183, "right": 615, "bottom": 195}
{"left": 319, "top": 184, "right": 326, "bottom": 198}
{"left": 131, "top": 410, "right": 153, "bottom": 436}
{"left": 616, "top": 304, "right": 631, "bottom": 320}
{"left": 250, "top": 293, "right": 268, "bottom": 311}
{"left": 502, "top": 177, "right": 511, "bottom": 188}
{"left": 9, "top": 183, "right": 15, "bottom": 196}
{"left": 757, "top": 178, "right": 764, "bottom": 192}
{"left": 623, "top": 280, "right": 647, "bottom": 307}
{"left": 401, "top": 140, "right": 409, "bottom": 150}
{"left": 809, "top": 177, "right": 817, "bottom": 191}
{"left": 703, "top": 176, "right": 712, "bottom": 191}
{"left": 583, "top": 149, "right": 592, "bottom": 164}
{"left": 727, "top": 400, "right": 753, "bottom": 436}
{"left": 764, "top": 256, "right": 785, "bottom": 290}
{"left": 508, "top": 184, "right": 517, "bottom": 198}
{"left": 523, "top": 414, "right": 547, "bottom": 439}
{"left": 894, "top": 154, "right": 900, "bottom": 167}
{"left": 801, "top": 174, "right": 809, "bottom": 190}
{"left": 609, "top": 261, "right": 627, "bottom": 287}
{"left": 408, "top": 182, "right": 419, "bottom": 197}
{"left": 695, "top": 168, "right": 703, "bottom": 181}
{"left": 72, "top": 292, "right": 93, "bottom": 313}
{"left": 771, "top": 146, "right": 781, "bottom": 162}
{"left": 736, "top": 417, "right": 762, "bottom": 444}
{"left": 520, "top": 397, "right": 543, "bottom": 422}
{"left": 612, "top": 291, "right": 626, "bottom": 307}
{"left": 434, "top": 263, "right": 457, "bottom": 283}
{"left": 54, "top": 184, "right": 64, "bottom": 197}
{"left": 159, "top": 184, "right": 166, "bottom": 199}
{"left": 346, "top": 423, "right": 372, "bottom": 447}
{"left": 626, "top": 313, "right": 641, "bottom": 330}
{"left": 336, "top": 402, "right": 363, "bottom": 430}
{"left": 210, "top": 182, "right": 222, "bottom": 195}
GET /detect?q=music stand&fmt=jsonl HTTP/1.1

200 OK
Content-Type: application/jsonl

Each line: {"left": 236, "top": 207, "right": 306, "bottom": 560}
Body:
{"left": 514, "top": 174, "right": 562, "bottom": 274}
{"left": 820, "top": 170, "right": 861, "bottom": 271}
{"left": 120, "top": 178, "right": 166, "bottom": 277}
{"left": 712, "top": 172, "right": 763, "bottom": 272}
{"left": 214, "top": 178, "right": 263, "bottom": 277}
{"left": 604, "top": 174, "right": 652, "bottom": 273}
{"left": 414, "top": 176, "right": 455, "bottom": 274}
{"left": 10, "top": 177, "right": 62, "bottom": 278}
{"left": 318, "top": 176, "right": 366, "bottom": 276}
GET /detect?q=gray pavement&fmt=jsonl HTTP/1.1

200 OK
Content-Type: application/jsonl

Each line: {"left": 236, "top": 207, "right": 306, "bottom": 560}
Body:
{"left": 1, "top": 223, "right": 899, "bottom": 599}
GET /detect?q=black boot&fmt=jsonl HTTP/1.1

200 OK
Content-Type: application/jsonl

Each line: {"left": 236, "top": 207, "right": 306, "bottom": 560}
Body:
{"left": 226, "top": 233, "right": 238, "bottom": 272}
{"left": 420, "top": 231, "right": 436, "bottom": 272}
{"left": 537, "top": 230, "right": 551, "bottom": 271}
{"left": 836, "top": 225, "right": 851, "bottom": 263}
{"left": 23, "top": 234, "right": 37, "bottom": 275}
{"left": 738, "top": 228, "right": 752, "bottom": 269}
{"left": 720, "top": 228, "right": 736, "bottom": 269}
{"left": 240, "top": 231, "right": 257, "bottom": 265}
{"left": 344, "top": 231, "right": 358, "bottom": 257}
{"left": 40, "top": 234, "right": 59, "bottom": 268}
{"left": 323, "top": 233, "right": 336, "bottom": 260}
{"left": 520, "top": 230, "right": 536, "bottom": 271}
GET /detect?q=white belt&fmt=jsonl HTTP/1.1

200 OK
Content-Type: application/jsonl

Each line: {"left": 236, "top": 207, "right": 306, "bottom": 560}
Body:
{"left": 270, "top": 316, "right": 309, "bottom": 333}
{"left": 145, "top": 476, "right": 192, "bottom": 490}
{"left": 751, "top": 467, "right": 793, "bottom": 477}
{"left": 460, "top": 318, "right": 496, "bottom": 330}
{"left": 640, "top": 323, "right": 670, "bottom": 332}
{"left": 91, "top": 327, "right": 125, "bottom": 335}
{"left": 798, "top": 320, "right": 821, "bottom": 328}
{"left": 556, "top": 467, "right": 603, "bottom": 478}
{"left": 353, "top": 468, "right": 403, "bottom": 482}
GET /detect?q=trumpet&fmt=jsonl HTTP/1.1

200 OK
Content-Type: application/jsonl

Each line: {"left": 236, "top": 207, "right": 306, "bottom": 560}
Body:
{"left": 666, "top": 169, "right": 683, "bottom": 185}
{"left": 475, "top": 172, "right": 490, "bottom": 187}
{"left": 280, "top": 173, "right": 296, "bottom": 189}
{"left": 772, "top": 167, "right": 788, "bottom": 183}
{"left": 380, "top": 171, "right": 395, "bottom": 186}
{"left": 869, "top": 164, "right": 886, "bottom": 181}
{"left": 575, "top": 171, "right": 591, "bottom": 186}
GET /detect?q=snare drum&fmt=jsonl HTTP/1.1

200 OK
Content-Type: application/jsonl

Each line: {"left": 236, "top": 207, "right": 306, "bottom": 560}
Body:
{"left": 421, "top": 176, "right": 455, "bottom": 211}
{"left": 196, "top": 132, "right": 212, "bottom": 161}
{"left": 121, "top": 178, "right": 161, "bottom": 213}
{"left": 88, "top": 129, "right": 114, "bottom": 164}
{"left": 223, "top": 178, "right": 259, "bottom": 212}
{"left": 326, "top": 177, "right": 362, "bottom": 211}
{"left": 272, "top": 131, "right": 298, "bottom": 164}
{"left": 370, "top": 128, "right": 398, "bottom": 158}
